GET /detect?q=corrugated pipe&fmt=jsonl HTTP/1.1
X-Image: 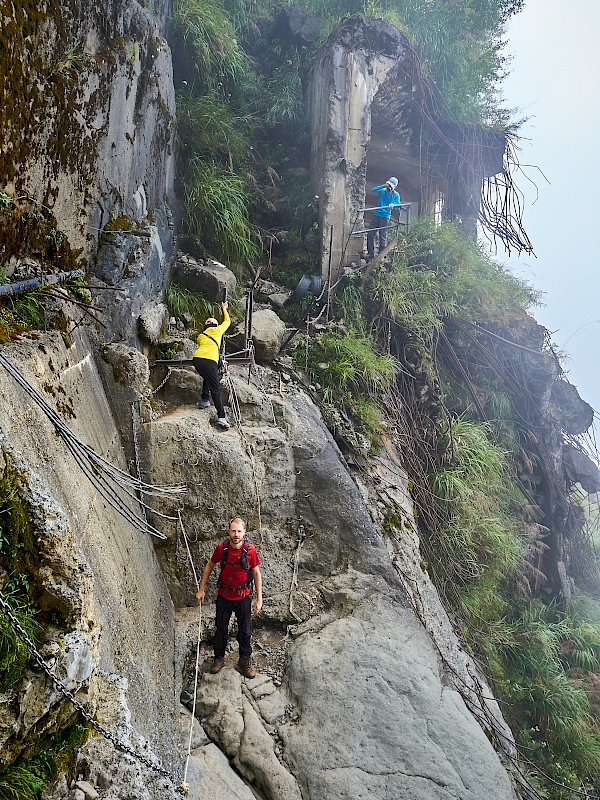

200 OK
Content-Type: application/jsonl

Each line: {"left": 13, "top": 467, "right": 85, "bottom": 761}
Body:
{"left": 0, "top": 269, "right": 85, "bottom": 297}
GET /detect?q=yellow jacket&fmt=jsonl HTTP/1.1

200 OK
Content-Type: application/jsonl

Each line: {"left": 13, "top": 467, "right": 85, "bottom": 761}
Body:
{"left": 192, "top": 309, "right": 231, "bottom": 362}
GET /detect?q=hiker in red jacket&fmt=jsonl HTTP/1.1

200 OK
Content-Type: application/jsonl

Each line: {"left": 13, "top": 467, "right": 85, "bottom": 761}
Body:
{"left": 197, "top": 517, "right": 262, "bottom": 678}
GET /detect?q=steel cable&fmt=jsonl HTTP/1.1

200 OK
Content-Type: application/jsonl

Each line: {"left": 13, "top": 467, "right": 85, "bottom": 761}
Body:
{"left": 0, "top": 352, "right": 185, "bottom": 539}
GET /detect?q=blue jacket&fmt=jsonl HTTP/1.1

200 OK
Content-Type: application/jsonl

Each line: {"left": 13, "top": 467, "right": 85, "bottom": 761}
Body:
{"left": 371, "top": 184, "right": 401, "bottom": 219}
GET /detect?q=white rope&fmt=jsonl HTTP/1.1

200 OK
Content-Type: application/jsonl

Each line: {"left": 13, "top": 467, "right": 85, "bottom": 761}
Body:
{"left": 178, "top": 510, "right": 202, "bottom": 796}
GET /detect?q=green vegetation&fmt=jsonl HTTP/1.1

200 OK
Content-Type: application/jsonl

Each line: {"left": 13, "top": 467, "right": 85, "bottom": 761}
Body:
{"left": 176, "top": 91, "right": 252, "bottom": 166}
{"left": 371, "top": 219, "right": 537, "bottom": 338}
{"left": 0, "top": 716, "right": 89, "bottom": 800}
{"left": 183, "top": 159, "right": 260, "bottom": 266}
{"left": 0, "top": 292, "right": 46, "bottom": 343}
{"left": 0, "top": 583, "right": 39, "bottom": 692}
{"left": 295, "top": 212, "right": 600, "bottom": 795}
{"left": 165, "top": 282, "right": 215, "bottom": 327}
{"left": 172, "top": 0, "right": 249, "bottom": 93}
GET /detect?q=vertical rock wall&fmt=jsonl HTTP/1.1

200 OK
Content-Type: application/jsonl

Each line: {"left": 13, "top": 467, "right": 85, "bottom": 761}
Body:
{"left": 0, "top": 0, "right": 177, "bottom": 263}
{"left": 0, "top": 330, "right": 181, "bottom": 795}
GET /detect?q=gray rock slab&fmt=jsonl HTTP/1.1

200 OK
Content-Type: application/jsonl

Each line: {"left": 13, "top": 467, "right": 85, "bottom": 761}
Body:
{"left": 257, "top": 690, "right": 288, "bottom": 725}
{"left": 75, "top": 780, "right": 99, "bottom": 799}
{"left": 139, "top": 303, "right": 168, "bottom": 344}
{"left": 282, "top": 596, "right": 517, "bottom": 800}
{"left": 236, "top": 696, "right": 302, "bottom": 799}
{"left": 186, "top": 743, "right": 256, "bottom": 800}
{"left": 249, "top": 676, "right": 276, "bottom": 699}
{"left": 269, "top": 291, "right": 291, "bottom": 308}
{"left": 179, "top": 704, "right": 210, "bottom": 750}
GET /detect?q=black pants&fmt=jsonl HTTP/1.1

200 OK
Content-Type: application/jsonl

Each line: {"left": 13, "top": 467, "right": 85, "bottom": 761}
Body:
{"left": 214, "top": 594, "right": 252, "bottom": 658}
{"left": 367, "top": 215, "right": 390, "bottom": 256}
{"left": 193, "top": 357, "right": 225, "bottom": 418}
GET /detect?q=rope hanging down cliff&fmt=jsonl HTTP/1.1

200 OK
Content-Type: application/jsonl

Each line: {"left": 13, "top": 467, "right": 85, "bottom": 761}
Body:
{"left": 0, "top": 352, "right": 185, "bottom": 539}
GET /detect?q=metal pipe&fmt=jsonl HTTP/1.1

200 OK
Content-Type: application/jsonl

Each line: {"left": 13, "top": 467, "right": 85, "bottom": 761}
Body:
{"left": 0, "top": 269, "right": 85, "bottom": 298}
{"left": 358, "top": 203, "right": 409, "bottom": 213}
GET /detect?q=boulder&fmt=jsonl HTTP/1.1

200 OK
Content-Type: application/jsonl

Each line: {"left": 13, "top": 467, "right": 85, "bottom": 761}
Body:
{"left": 251, "top": 309, "right": 286, "bottom": 361}
{"left": 139, "top": 303, "right": 169, "bottom": 344}
{"left": 282, "top": 597, "right": 518, "bottom": 800}
{"left": 551, "top": 379, "right": 594, "bottom": 435}
{"left": 563, "top": 443, "right": 600, "bottom": 493}
{"left": 268, "top": 291, "right": 291, "bottom": 308}
{"left": 101, "top": 343, "right": 150, "bottom": 397}
{"left": 160, "top": 366, "right": 204, "bottom": 407}
{"left": 173, "top": 255, "right": 236, "bottom": 302}
{"left": 270, "top": 7, "right": 325, "bottom": 47}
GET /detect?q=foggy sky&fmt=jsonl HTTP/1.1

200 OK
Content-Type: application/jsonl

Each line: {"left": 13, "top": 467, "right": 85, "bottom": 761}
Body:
{"left": 502, "top": 0, "right": 600, "bottom": 417}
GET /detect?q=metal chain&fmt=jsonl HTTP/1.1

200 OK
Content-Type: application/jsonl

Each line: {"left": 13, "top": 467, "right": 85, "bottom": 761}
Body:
{"left": 0, "top": 590, "right": 181, "bottom": 789}
{"left": 149, "top": 367, "right": 174, "bottom": 396}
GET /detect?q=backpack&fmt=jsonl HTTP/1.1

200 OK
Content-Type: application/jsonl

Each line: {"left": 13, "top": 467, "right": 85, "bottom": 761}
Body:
{"left": 217, "top": 540, "right": 253, "bottom": 593}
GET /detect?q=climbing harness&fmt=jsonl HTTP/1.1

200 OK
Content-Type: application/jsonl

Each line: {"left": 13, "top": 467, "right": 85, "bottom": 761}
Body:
{"left": 0, "top": 352, "right": 185, "bottom": 540}
{"left": 0, "top": 587, "right": 182, "bottom": 790}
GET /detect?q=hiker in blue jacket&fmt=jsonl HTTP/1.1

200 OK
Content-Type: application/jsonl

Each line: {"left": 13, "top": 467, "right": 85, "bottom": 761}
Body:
{"left": 366, "top": 177, "right": 401, "bottom": 260}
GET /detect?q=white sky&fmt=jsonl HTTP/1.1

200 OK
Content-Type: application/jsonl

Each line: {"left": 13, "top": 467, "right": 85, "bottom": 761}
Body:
{"left": 501, "top": 0, "right": 600, "bottom": 415}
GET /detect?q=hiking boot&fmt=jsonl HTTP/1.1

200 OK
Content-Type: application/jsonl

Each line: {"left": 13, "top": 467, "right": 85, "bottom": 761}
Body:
{"left": 198, "top": 399, "right": 210, "bottom": 409}
{"left": 217, "top": 417, "right": 230, "bottom": 429}
{"left": 235, "top": 656, "right": 257, "bottom": 679}
{"left": 209, "top": 656, "right": 225, "bottom": 674}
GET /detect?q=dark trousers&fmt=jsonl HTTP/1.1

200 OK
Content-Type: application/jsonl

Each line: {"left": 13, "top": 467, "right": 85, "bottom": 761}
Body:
{"left": 193, "top": 357, "right": 225, "bottom": 418}
{"left": 214, "top": 594, "right": 252, "bottom": 658}
{"left": 367, "top": 215, "right": 390, "bottom": 256}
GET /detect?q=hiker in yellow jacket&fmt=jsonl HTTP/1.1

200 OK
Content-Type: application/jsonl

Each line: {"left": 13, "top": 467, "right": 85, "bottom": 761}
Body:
{"left": 193, "top": 301, "right": 231, "bottom": 428}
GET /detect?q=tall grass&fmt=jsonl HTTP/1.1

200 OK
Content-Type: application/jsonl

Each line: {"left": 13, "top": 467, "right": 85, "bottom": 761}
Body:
{"left": 371, "top": 219, "right": 537, "bottom": 338}
{"left": 172, "top": 0, "right": 250, "bottom": 93}
{"left": 176, "top": 91, "right": 252, "bottom": 167}
{"left": 165, "top": 282, "right": 215, "bottom": 328}
{"left": 0, "top": 719, "right": 89, "bottom": 800}
{"left": 266, "top": 51, "right": 306, "bottom": 128}
{"left": 0, "top": 584, "right": 40, "bottom": 692}
{"left": 183, "top": 159, "right": 260, "bottom": 266}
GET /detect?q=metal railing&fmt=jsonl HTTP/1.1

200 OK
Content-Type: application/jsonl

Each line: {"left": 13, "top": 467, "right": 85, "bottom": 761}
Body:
{"left": 350, "top": 202, "right": 412, "bottom": 240}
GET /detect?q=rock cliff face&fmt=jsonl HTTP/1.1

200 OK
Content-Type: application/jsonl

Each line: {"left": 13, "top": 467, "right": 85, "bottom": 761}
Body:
{"left": 0, "top": 2, "right": 597, "bottom": 799}
{"left": 0, "top": 0, "right": 177, "bottom": 346}
{"left": 0, "top": 335, "right": 520, "bottom": 799}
